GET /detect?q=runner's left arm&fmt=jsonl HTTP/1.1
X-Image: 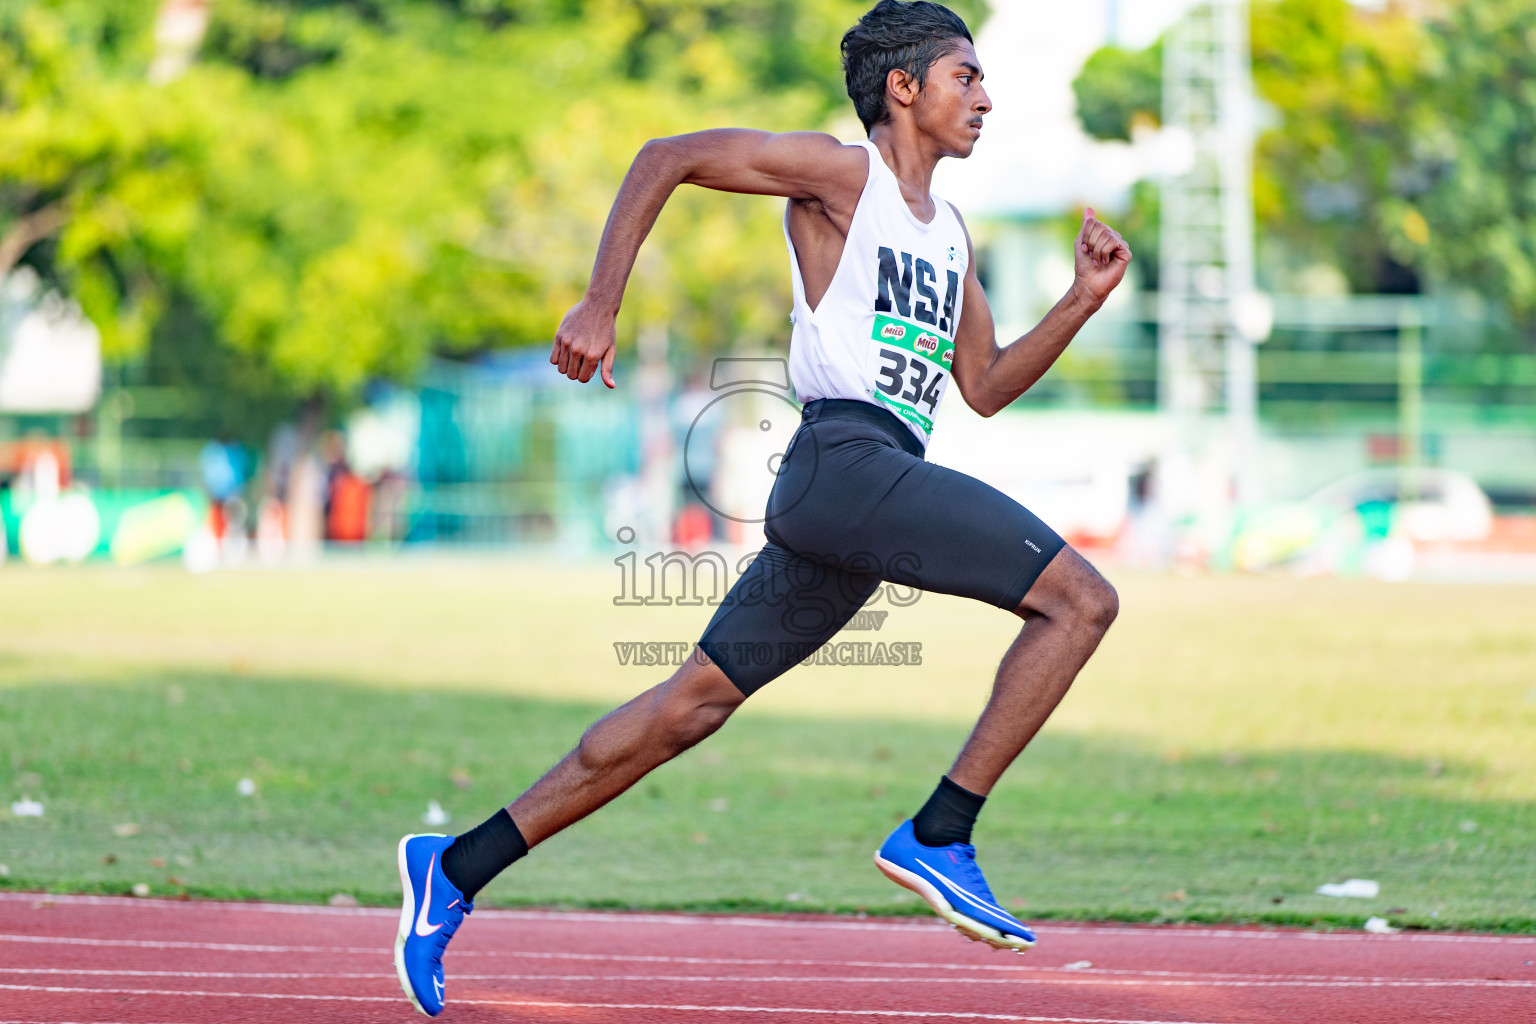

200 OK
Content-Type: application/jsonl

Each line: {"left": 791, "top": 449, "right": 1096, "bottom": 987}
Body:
{"left": 551, "top": 130, "right": 866, "bottom": 388}
{"left": 948, "top": 207, "right": 1131, "bottom": 417}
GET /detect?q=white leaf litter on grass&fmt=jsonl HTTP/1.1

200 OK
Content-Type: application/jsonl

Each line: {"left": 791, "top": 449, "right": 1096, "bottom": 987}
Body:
{"left": 422, "top": 800, "right": 451, "bottom": 826}
{"left": 131, "top": 883, "right": 150, "bottom": 897}
{"left": 0, "top": 864, "right": 9, "bottom": 877}
{"left": 236, "top": 778, "right": 258, "bottom": 797}
{"left": 1363, "top": 916, "right": 1400, "bottom": 934}
{"left": 9, "top": 799, "right": 44, "bottom": 818}
{"left": 1316, "top": 878, "right": 1379, "bottom": 898}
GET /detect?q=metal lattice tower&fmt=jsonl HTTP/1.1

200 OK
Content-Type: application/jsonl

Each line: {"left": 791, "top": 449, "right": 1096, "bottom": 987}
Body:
{"left": 1157, "top": 0, "right": 1261, "bottom": 501}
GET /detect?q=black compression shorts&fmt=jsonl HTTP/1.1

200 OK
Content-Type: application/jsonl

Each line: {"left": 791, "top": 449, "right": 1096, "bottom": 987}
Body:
{"left": 697, "top": 398, "right": 1066, "bottom": 695}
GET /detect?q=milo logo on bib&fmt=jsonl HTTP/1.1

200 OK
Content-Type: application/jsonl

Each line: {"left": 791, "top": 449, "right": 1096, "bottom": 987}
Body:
{"left": 867, "top": 246, "right": 961, "bottom": 440}
{"left": 869, "top": 312, "right": 954, "bottom": 437}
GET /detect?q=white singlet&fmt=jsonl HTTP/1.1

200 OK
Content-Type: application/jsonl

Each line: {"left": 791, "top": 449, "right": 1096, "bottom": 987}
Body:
{"left": 785, "top": 139, "right": 969, "bottom": 447}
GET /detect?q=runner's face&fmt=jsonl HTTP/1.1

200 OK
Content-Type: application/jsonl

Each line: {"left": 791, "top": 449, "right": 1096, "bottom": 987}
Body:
{"left": 915, "top": 42, "right": 990, "bottom": 158}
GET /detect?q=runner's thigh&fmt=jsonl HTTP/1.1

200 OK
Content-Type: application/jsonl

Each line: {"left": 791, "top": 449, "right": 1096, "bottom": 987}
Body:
{"left": 698, "top": 540, "right": 880, "bottom": 696}
{"left": 859, "top": 457, "right": 1066, "bottom": 610}
{"left": 767, "top": 421, "right": 1064, "bottom": 611}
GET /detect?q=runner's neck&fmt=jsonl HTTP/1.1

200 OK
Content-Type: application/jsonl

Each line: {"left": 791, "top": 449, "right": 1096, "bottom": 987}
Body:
{"left": 867, "top": 130, "right": 940, "bottom": 224}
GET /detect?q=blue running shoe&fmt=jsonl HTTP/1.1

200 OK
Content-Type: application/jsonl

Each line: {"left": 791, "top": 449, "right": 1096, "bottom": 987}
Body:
{"left": 395, "top": 833, "right": 472, "bottom": 1016}
{"left": 874, "top": 820, "right": 1036, "bottom": 952}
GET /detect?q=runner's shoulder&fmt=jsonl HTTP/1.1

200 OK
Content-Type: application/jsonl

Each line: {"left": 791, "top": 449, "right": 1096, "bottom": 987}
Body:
{"left": 768, "top": 131, "right": 869, "bottom": 193}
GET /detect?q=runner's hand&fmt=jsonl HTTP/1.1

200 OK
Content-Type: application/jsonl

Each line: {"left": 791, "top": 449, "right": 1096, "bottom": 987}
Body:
{"left": 1072, "top": 207, "right": 1132, "bottom": 306}
{"left": 550, "top": 299, "right": 618, "bottom": 388}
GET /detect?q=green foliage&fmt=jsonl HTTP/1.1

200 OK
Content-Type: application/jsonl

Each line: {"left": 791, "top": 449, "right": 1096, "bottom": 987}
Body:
{"left": 0, "top": 3, "right": 190, "bottom": 358}
{"left": 1249, "top": 0, "right": 1430, "bottom": 296}
{"left": 1071, "top": 41, "right": 1160, "bottom": 143}
{"left": 1415, "top": 0, "right": 1536, "bottom": 325}
{"left": 0, "top": 0, "right": 990, "bottom": 418}
{"left": 1071, "top": 0, "right": 1536, "bottom": 332}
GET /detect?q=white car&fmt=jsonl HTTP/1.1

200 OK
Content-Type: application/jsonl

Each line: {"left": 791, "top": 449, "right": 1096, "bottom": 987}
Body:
{"left": 1306, "top": 468, "right": 1493, "bottom": 543}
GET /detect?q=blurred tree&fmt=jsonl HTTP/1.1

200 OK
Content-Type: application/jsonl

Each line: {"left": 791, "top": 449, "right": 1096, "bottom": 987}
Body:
{"left": 1, "top": 0, "right": 991, "bottom": 430}
{"left": 1071, "top": 0, "right": 1536, "bottom": 336}
{"left": 1070, "top": 40, "right": 1160, "bottom": 144}
{"left": 1414, "top": 0, "right": 1536, "bottom": 328}
{"left": 0, "top": 2, "right": 201, "bottom": 357}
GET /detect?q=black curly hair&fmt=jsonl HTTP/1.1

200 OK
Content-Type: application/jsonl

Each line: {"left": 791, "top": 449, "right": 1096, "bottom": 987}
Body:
{"left": 841, "top": 1, "right": 974, "bottom": 134}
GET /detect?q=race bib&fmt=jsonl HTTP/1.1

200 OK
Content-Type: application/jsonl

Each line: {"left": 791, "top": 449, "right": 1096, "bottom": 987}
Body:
{"left": 868, "top": 313, "right": 954, "bottom": 440}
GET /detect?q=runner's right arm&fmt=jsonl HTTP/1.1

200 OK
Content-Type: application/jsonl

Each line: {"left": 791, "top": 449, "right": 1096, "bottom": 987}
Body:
{"left": 551, "top": 130, "right": 867, "bottom": 388}
{"left": 949, "top": 207, "right": 1131, "bottom": 416}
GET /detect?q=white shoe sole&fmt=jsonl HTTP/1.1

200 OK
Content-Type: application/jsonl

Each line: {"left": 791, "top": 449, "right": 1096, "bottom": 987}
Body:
{"left": 394, "top": 834, "right": 432, "bottom": 1016}
{"left": 873, "top": 850, "right": 1035, "bottom": 952}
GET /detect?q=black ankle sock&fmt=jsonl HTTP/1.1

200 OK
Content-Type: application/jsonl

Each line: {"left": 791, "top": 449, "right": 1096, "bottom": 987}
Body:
{"left": 911, "top": 775, "right": 986, "bottom": 847}
{"left": 440, "top": 808, "right": 527, "bottom": 901}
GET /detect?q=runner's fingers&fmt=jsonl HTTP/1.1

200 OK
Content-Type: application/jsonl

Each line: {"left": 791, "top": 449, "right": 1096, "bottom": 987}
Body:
{"left": 601, "top": 345, "right": 616, "bottom": 389}
{"left": 1089, "top": 227, "right": 1110, "bottom": 261}
{"left": 1084, "top": 222, "right": 1109, "bottom": 258}
{"left": 1093, "top": 229, "right": 1123, "bottom": 265}
{"left": 575, "top": 341, "right": 602, "bottom": 382}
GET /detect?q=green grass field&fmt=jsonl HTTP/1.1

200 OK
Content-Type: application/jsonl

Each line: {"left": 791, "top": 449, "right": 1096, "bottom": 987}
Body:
{"left": 1, "top": 559, "right": 1533, "bottom": 931}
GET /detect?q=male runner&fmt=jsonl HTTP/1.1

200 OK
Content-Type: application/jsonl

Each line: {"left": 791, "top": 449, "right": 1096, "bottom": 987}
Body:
{"left": 396, "top": 1, "right": 1129, "bottom": 1014}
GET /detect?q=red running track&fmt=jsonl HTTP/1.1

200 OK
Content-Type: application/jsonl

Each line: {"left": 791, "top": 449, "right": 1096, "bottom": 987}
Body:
{"left": 1, "top": 892, "right": 1533, "bottom": 1024}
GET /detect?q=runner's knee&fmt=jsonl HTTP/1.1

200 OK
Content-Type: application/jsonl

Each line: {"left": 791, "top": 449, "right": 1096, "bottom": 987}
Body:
{"left": 1072, "top": 575, "right": 1118, "bottom": 634}
{"left": 1017, "top": 549, "right": 1117, "bottom": 633}
{"left": 653, "top": 689, "right": 737, "bottom": 753}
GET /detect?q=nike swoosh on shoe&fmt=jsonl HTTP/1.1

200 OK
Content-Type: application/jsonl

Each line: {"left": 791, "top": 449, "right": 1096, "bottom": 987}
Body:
{"left": 915, "top": 857, "right": 1011, "bottom": 919}
{"left": 414, "top": 853, "right": 445, "bottom": 938}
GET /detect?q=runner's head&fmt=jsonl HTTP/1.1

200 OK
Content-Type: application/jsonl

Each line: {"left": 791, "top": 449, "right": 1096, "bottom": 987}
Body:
{"left": 841, "top": 1, "right": 989, "bottom": 155}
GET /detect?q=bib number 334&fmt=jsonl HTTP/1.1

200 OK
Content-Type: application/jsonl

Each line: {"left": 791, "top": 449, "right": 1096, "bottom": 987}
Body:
{"left": 869, "top": 313, "right": 954, "bottom": 437}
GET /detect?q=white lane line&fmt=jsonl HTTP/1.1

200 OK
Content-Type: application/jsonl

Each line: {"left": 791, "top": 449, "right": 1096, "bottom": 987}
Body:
{"left": 0, "top": 893, "right": 396, "bottom": 919}
{"left": 0, "top": 988, "right": 1245, "bottom": 1024}
{"left": 3, "top": 968, "right": 1530, "bottom": 991}
{"left": 421, "top": 948, "right": 1536, "bottom": 986}
{"left": 0, "top": 969, "right": 396, "bottom": 980}
{"left": 0, "top": 934, "right": 379, "bottom": 955}
{"left": 3, "top": 933, "right": 1523, "bottom": 988}
{"left": 3, "top": 893, "right": 1531, "bottom": 945}
{"left": 4, "top": 936, "right": 1526, "bottom": 987}
{"left": 487, "top": 973, "right": 1536, "bottom": 990}
{"left": 464, "top": 1000, "right": 1244, "bottom": 1022}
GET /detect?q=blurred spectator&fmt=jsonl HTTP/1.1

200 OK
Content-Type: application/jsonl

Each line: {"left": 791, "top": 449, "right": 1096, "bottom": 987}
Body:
{"left": 322, "top": 429, "right": 371, "bottom": 543}
{"left": 371, "top": 469, "right": 408, "bottom": 544}
{"left": 4, "top": 436, "right": 70, "bottom": 503}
